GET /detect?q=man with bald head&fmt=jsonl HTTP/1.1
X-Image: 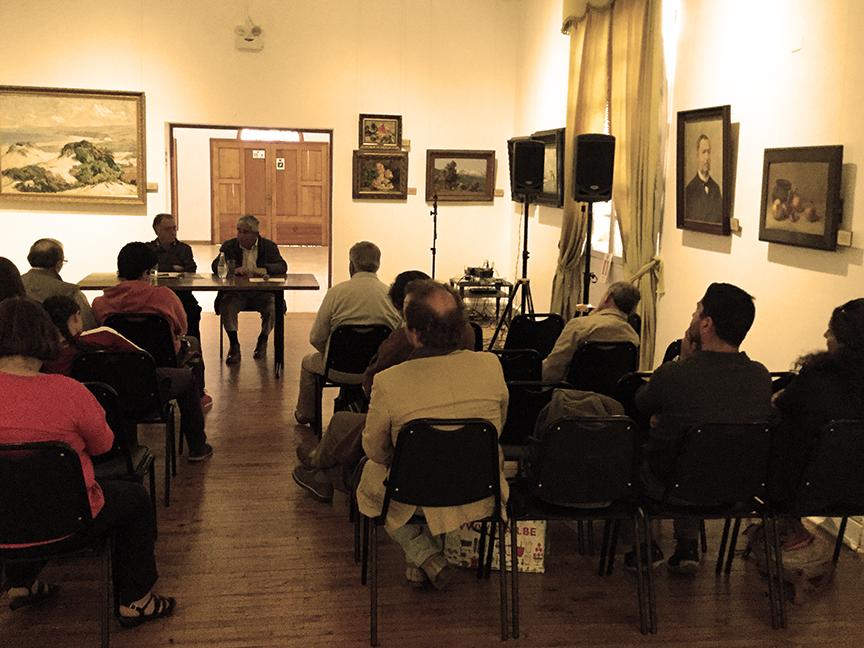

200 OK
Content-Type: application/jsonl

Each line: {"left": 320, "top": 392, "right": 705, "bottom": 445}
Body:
{"left": 355, "top": 280, "right": 508, "bottom": 590}
{"left": 21, "top": 238, "right": 96, "bottom": 329}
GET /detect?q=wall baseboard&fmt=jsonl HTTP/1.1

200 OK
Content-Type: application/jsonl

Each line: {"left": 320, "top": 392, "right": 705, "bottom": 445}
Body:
{"left": 813, "top": 516, "right": 864, "bottom": 553}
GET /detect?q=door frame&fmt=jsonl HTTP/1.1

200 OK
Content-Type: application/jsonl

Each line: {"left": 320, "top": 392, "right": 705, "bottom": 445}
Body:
{"left": 167, "top": 122, "right": 333, "bottom": 286}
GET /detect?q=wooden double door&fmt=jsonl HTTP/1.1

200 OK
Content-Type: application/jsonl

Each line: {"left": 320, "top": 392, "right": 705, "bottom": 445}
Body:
{"left": 210, "top": 139, "right": 330, "bottom": 245}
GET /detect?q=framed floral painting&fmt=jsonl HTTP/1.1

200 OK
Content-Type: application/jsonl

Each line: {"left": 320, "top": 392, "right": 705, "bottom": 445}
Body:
{"left": 358, "top": 114, "right": 402, "bottom": 149}
{"left": 352, "top": 150, "right": 408, "bottom": 200}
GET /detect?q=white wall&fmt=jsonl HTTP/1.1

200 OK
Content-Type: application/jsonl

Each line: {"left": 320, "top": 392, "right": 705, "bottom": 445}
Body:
{"left": 657, "top": 0, "right": 864, "bottom": 371}
{"left": 0, "top": 0, "right": 530, "bottom": 291}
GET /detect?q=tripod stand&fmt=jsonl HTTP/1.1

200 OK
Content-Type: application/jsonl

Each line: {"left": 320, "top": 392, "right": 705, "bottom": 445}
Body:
{"left": 430, "top": 193, "right": 438, "bottom": 279}
{"left": 488, "top": 190, "right": 537, "bottom": 348}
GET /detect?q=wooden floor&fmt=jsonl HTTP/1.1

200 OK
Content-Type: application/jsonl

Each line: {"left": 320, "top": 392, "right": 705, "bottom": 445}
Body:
{"left": 3, "top": 313, "right": 864, "bottom": 647}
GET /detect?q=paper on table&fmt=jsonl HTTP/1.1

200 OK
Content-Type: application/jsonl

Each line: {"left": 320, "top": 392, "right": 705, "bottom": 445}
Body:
{"left": 248, "top": 277, "right": 282, "bottom": 283}
{"left": 156, "top": 272, "right": 183, "bottom": 278}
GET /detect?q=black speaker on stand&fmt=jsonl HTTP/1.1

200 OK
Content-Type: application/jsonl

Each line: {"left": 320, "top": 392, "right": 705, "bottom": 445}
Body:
{"left": 573, "top": 133, "right": 615, "bottom": 305}
{"left": 489, "top": 139, "right": 545, "bottom": 348}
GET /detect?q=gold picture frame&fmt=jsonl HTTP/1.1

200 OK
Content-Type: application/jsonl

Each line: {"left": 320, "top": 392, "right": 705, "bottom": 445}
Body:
{"left": 0, "top": 85, "right": 146, "bottom": 205}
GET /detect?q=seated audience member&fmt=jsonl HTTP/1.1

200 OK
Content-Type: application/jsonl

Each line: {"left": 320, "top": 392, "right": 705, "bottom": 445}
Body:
{"left": 294, "top": 241, "right": 401, "bottom": 425}
{"left": 42, "top": 295, "right": 212, "bottom": 462}
{"left": 0, "top": 257, "right": 25, "bottom": 303}
{"left": 0, "top": 297, "right": 176, "bottom": 624}
{"left": 211, "top": 215, "right": 287, "bottom": 365}
{"left": 356, "top": 281, "right": 508, "bottom": 589}
{"left": 773, "top": 298, "right": 864, "bottom": 548}
{"left": 542, "top": 281, "right": 641, "bottom": 383}
{"left": 92, "top": 242, "right": 209, "bottom": 409}
{"left": 148, "top": 213, "right": 202, "bottom": 341}
{"left": 292, "top": 272, "right": 476, "bottom": 502}
{"left": 20, "top": 238, "right": 96, "bottom": 330}
{"left": 632, "top": 283, "right": 773, "bottom": 572}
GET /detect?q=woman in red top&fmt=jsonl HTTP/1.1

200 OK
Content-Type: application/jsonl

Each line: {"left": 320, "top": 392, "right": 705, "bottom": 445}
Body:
{"left": 0, "top": 297, "right": 175, "bottom": 626}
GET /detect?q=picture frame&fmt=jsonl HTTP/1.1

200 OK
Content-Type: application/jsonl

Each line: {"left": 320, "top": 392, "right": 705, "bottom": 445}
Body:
{"left": 358, "top": 114, "right": 402, "bottom": 149}
{"left": 0, "top": 85, "right": 146, "bottom": 205}
{"left": 676, "top": 105, "right": 731, "bottom": 235}
{"left": 531, "top": 128, "right": 565, "bottom": 207}
{"left": 352, "top": 150, "right": 408, "bottom": 200}
{"left": 425, "top": 149, "right": 496, "bottom": 202}
{"left": 758, "top": 145, "right": 843, "bottom": 251}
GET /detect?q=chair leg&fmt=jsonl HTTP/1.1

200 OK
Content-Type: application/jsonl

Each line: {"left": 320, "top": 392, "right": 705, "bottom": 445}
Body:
{"left": 598, "top": 520, "right": 611, "bottom": 576}
{"left": 641, "top": 513, "right": 657, "bottom": 634}
{"left": 219, "top": 313, "right": 224, "bottom": 358}
{"left": 510, "top": 518, "right": 519, "bottom": 639}
{"left": 484, "top": 522, "right": 496, "bottom": 580}
{"left": 577, "top": 520, "right": 585, "bottom": 555}
{"left": 834, "top": 517, "right": 848, "bottom": 563}
{"left": 586, "top": 520, "right": 595, "bottom": 555}
{"left": 700, "top": 519, "right": 708, "bottom": 554}
{"left": 724, "top": 518, "right": 742, "bottom": 575}
{"left": 716, "top": 518, "right": 731, "bottom": 574}
{"left": 772, "top": 518, "right": 786, "bottom": 629}
{"left": 102, "top": 537, "right": 112, "bottom": 648}
{"left": 477, "top": 522, "right": 488, "bottom": 580}
{"left": 148, "top": 461, "right": 157, "bottom": 540}
{"left": 498, "top": 520, "right": 508, "bottom": 641}
{"left": 762, "top": 514, "right": 781, "bottom": 629}
{"left": 370, "top": 521, "right": 378, "bottom": 647}
{"left": 606, "top": 520, "right": 620, "bottom": 575}
{"left": 353, "top": 502, "right": 361, "bottom": 564}
{"left": 632, "top": 514, "right": 648, "bottom": 635}
{"left": 169, "top": 406, "right": 178, "bottom": 478}
{"left": 361, "top": 517, "right": 370, "bottom": 586}
{"left": 314, "top": 377, "right": 324, "bottom": 439}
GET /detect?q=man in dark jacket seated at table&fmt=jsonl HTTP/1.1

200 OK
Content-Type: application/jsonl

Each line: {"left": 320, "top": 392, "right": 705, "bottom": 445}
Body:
{"left": 629, "top": 282, "right": 773, "bottom": 573}
{"left": 212, "top": 215, "right": 287, "bottom": 365}
{"left": 148, "top": 213, "right": 202, "bottom": 342}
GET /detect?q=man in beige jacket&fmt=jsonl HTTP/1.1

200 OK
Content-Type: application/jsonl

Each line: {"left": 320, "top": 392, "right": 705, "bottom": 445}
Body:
{"left": 356, "top": 280, "right": 508, "bottom": 590}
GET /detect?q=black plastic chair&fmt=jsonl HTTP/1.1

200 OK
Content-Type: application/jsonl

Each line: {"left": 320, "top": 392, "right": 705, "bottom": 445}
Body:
{"left": 0, "top": 441, "right": 112, "bottom": 648}
{"left": 508, "top": 416, "right": 650, "bottom": 636}
{"left": 103, "top": 313, "right": 178, "bottom": 368}
{"left": 470, "top": 321, "right": 483, "bottom": 351}
{"left": 566, "top": 340, "right": 639, "bottom": 397}
{"left": 642, "top": 422, "right": 784, "bottom": 632}
{"left": 491, "top": 348, "right": 542, "bottom": 382}
{"left": 313, "top": 324, "right": 392, "bottom": 437}
{"left": 71, "top": 351, "right": 177, "bottom": 507}
{"left": 85, "top": 382, "right": 157, "bottom": 535}
{"left": 502, "top": 313, "right": 565, "bottom": 358}
{"left": 359, "top": 418, "right": 508, "bottom": 645}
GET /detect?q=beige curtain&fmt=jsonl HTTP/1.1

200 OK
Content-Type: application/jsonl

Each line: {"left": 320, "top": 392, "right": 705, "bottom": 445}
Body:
{"left": 551, "top": 5, "right": 613, "bottom": 319}
{"left": 610, "top": 0, "right": 666, "bottom": 369}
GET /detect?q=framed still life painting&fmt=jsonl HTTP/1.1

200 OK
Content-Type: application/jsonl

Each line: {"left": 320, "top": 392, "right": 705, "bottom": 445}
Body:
{"left": 0, "top": 85, "right": 146, "bottom": 205}
{"left": 358, "top": 114, "right": 402, "bottom": 149}
{"left": 352, "top": 150, "right": 408, "bottom": 200}
{"left": 758, "top": 145, "right": 843, "bottom": 251}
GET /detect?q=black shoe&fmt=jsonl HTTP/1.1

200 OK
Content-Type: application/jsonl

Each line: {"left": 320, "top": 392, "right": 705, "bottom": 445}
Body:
{"left": 667, "top": 540, "right": 700, "bottom": 574}
{"left": 226, "top": 345, "right": 241, "bottom": 365}
{"left": 253, "top": 337, "right": 268, "bottom": 359}
{"left": 292, "top": 466, "right": 333, "bottom": 503}
{"left": 187, "top": 443, "right": 214, "bottom": 463}
{"left": 624, "top": 543, "right": 665, "bottom": 572}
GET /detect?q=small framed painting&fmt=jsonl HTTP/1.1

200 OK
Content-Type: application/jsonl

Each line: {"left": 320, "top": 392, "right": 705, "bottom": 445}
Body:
{"left": 352, "top": 150, "right": 408, "bottom": 200}
{"left": 0, "top": 85, "right": 146, "bottom": 205}
{"left": 531, "top": 128, "right": 564, "bottom": 207}
{"left": 758, "top": 145, "right": 843, "bottom": 251}
{"left": 358, "top": 114, "right": 402, "bottom": 149}
{"left": 425, "top": 149, "right": 496, "bottom": 202}
{"left": 676, "top": 105, "right": 731, "bottom": 235}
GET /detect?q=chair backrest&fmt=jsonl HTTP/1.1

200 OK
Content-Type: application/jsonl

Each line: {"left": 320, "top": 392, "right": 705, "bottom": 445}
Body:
{"left": 500, "top": 381, "right": 558, "bottom": 445}
{"left": 530, "top": 416, "right": 638, "bottom": 505}
{"left": 503, "top": 313, "right": 565, "bottom": 358}
{"left": 324, "top": 324, "right": 392, "bottom": 379}
{"left": 661, "top": 338, "right": 681, "bottom": 365}
{"left": 614, "top": 371, "right": 652, "bottom": 430}
{"left": 0, "top": 442, "right": 93, "bottom": 545}
{"left": 796, "top": 419, "right": 864, "bottom": 511}
{"left": 491, "top": 348, "right": 542, "bottom": 382}
{"left": 71, "top": 350, "right": 164, "bottom": 422}
{"left": 567, "top": 341, "right": 639, "bottom": 397}
{"left": 382, "top": 418, "right": 500, "bottom": 514}
{"left": 470, "top": 321, "right": 483, "bottom": 351}
{"left": 665, "top": 422, "right": 773, "bottom": 505}
{"left": 103, "top": 312, "right": 178, "bottom": 367}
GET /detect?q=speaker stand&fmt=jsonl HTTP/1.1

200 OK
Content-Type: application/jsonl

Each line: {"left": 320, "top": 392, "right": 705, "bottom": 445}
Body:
{"left": 582, "top": 202, "right": 597, "bottom": 304}
{"left": 430, "top": 193, "right": 438, "bottom": 279}
{"left": 488, "top": 192, "right": 536, "bottom": 348}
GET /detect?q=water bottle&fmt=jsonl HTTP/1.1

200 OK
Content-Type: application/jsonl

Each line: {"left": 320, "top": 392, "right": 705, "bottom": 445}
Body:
{"left": 217, "top": 252, "right": 228, "bottom": 280}
{"left": 150, "top": 264, "right": 159, "bottom": 285}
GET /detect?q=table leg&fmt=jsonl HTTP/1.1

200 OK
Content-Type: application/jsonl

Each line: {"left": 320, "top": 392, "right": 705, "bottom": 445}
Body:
{"left": 274, "top": 291, "right": 285, "bottom": 378}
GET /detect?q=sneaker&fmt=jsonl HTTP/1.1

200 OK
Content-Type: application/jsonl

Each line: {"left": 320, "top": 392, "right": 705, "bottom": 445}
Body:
{"left": 187, "top": 443, "right": 214, "bottom": 463}
{"left": 667, "top": 540, "right": 700, "bottom": 574}
{"left": 292, "top": 465, "right": 333, "bottom": 503}
{"left": 294, "top": 411, "right": 314, "bottom": 426}
{"left": 420, "top": 553, "right": 455, "bottom": 591}
{"left": 624, "top": 542, "right": 665, "bottom": 572}
{"left": 405, "top": 565, "right": 429, "bottom": 589}
{"left": 200, "top": 392, "right": 213, "bottom": 413}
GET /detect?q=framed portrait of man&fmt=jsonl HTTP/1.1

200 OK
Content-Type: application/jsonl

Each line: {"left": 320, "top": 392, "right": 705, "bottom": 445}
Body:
{"left": 676, "top": 105, "right": 731, "bottom": 235}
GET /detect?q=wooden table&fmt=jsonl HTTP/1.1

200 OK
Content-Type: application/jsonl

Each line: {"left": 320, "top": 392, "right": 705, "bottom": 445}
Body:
{"left": 78, "top": 272, "right": 320, "bottom": 378}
